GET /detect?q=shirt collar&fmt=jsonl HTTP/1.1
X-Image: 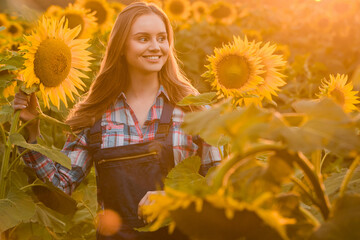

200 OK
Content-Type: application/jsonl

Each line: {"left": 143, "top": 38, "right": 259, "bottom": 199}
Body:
{"left": 117, "top": 85, "right": 170, "bottom": 101}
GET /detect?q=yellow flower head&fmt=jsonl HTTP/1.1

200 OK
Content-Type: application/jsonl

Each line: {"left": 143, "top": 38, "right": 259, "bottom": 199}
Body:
{"left": 254, "top": 41, "right": 287, "bottom": 103}
{"left": 274, "top": 44, "right": 291, "bottom": 61}
{"left": 164, "top": 0, "right": 191, "bottom": 21}
{"left": 4, "top": 21, "right": 23, "bottom": 38}
{"left": 140, "top": 187, "right": 203, "bottom": 233}
{"left": 109, "top": 1, "right": 126, "bottom": 14}
{"left": 0, "top": 13, "right": 9, "bottom": 27}
{"left": 317, "top": 74, "right": 360, "bottom": 112}
{"left": 142, "top": 0, "right": 163, "bottom": 8}
{"left": 208, "top": 1, "right": 237, "bottom": 25}
{"left": 44, "top": 5, "right": 63, "bottom": 17}
{"left": 191, "top": 1, "right": 209, "bottom": 23}
{"left": 3, "top": 81, "right": 17, "bottom": 98}
{"left": 19, "top": 17, "right": 93, "bottom": 109}
{"left": 203, "top": 36, "right": 264, "bottom": 105}
{"left": 76, "top": 0, "right": 114, "bottom": 32}
{"left": 58, "top": 4, "right": 97, "bottom": 39}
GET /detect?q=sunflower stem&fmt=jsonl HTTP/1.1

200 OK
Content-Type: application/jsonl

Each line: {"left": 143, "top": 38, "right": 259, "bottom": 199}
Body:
{"left": 292, "top": 152, "right": 331, "bottom": 220}
{"left": 0, "top": 123, "right": 6, "bottom": 144}
{"left": 4, "top": 149, "right": 30, "bottom": 180}
{"left": 339, "top": 156, "right": 360, "bottom": 198}
{"left": 0, "top": 110, "right": 20, "bottom": 199}
{"left": 311, "top": 150, "right": 322, "bottom": 175}
{"left": 16, "top": 115, "right": 40, "bottom": 135}
{"left": 211, "top": 143, "right": 284, "bottom": 190}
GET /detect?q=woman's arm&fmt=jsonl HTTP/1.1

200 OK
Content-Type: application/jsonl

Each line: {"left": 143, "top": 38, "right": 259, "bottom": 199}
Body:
{"left": 21, "top": 130, "right": 93, "bottom": 195}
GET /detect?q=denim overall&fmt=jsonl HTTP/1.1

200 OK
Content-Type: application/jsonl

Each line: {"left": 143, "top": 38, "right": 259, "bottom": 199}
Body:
{"left": 88, "top": 100, "right": 189, "bottom": 240}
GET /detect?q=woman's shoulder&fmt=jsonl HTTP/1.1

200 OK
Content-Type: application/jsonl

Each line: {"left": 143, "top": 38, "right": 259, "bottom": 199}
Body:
{"left": 172, "top": 106, "right": 186, "bottom": 123}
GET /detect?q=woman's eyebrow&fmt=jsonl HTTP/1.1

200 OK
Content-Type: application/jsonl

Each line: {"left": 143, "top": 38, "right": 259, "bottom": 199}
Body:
{"left": 132, "top": 31, "right": 167, "bottom": 36}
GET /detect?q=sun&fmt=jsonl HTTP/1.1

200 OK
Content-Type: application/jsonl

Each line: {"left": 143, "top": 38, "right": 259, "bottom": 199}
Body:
{"left": 58, "top": 4, "right": 97, "bottom": 39}
{"left": 207, "top": 1, "right": 237, "bottom": 25}
{"left": 317, "top": 74, "right": 359, "bottom": 113}
{"left": 19, "top": 17, "right": 93, "bottom": 109}
{"left": 164, "top": 0, "right": 191, "bottom": 21}
{"left": 202, "top": 36, "right": 264, "bottom": 106}
{"left": 76, "top": 0, "right": 114, "bottom": 32}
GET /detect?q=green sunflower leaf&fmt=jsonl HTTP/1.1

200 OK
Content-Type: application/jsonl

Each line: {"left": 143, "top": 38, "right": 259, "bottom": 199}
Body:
{"left": 10, "top": 133, "right": 71, "bottom": 169}
{"left": 310, "top": 194, "right": 360, "bottom": 240}
{"left": 165, "top": 156, "right": 207, "bottom": 196}
{"left": 0, "top": 187, "right": 36, "bottom": 232}
{"left": 177, "top": 92, "right": 217, "bottom": 106}
{"left": 38, "top": 113, "right": 72, "bottom": 133}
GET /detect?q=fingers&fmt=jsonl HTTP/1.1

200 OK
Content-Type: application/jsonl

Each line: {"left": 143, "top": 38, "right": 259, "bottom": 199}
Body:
{"left": 138, "top": 191, "right": 159, "bottom": 224}
{"left": 13, "top": 92, "right": 29, "bottom": 110}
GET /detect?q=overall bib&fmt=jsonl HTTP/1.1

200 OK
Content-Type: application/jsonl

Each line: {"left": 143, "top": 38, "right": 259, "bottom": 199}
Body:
{"left": 88, "top": 101, "right": 189, "bottom": 240}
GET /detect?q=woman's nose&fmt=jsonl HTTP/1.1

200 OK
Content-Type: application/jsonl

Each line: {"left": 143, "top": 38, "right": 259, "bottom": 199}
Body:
{"left": 149, "top": 39, "right": 160, "bottom": 51}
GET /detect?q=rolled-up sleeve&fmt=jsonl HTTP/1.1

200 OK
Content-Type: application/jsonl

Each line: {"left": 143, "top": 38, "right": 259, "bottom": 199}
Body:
{"left": 21, "top": 129, "right": 92, "bottom": 195}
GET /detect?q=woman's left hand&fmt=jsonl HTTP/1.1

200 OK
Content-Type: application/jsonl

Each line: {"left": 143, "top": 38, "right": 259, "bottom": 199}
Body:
{"left": 138, "top": 190, "right": 164, "bottom": 223}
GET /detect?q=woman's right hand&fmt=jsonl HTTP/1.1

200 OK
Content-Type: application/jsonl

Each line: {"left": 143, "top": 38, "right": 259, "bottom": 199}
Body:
{"left": 13, "top": 91, "right": 40, "bottom": 142}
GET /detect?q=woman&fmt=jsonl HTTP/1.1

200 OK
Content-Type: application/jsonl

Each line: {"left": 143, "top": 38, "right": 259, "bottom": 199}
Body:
{"left": 13, "top": 2, "right": 221, "bottom": 239}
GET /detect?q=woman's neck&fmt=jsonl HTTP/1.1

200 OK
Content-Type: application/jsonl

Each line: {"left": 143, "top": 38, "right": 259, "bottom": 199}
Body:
{"left": 126, "top": 72, "right": 160, "bottom": 100}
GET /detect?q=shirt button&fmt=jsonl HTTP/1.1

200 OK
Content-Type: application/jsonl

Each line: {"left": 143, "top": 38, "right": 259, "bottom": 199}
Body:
{"left": 108, "top": 126, "right": 112, "bottom": 130}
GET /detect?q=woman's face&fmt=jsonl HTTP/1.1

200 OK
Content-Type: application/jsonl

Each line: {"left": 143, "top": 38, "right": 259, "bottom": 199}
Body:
{"left": 124, "top": 13, "right": 170, "bottom": 76}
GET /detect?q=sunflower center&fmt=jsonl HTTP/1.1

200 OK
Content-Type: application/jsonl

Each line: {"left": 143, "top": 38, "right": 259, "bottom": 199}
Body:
{"left": 211, "top": 5, "right": 231, "bottom": 20}
{"left": 216, "top": 54, "right": 250, "bottom": 89}
{"left": 64, "top": 13, "right": 85, "bottom": 36}
{"left": 8, "top": 25, "right": 19, "bottom": 35}
{"left": 85, "top": 1, "right": 107, "bottom": 25}
{"left": 330, "top": 87, "right": 345, "bottom": 106}
{"left": 197, "top": 7, "right": 205, "bottom": 14}
{"left": 34, "top": 39, "right": 72, "bottom": 87}
{"left": 169, "top": 1, "right": 185, "bottom": 15}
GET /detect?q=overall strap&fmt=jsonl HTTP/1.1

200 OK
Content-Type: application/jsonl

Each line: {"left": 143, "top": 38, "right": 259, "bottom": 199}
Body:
{"left": 88, "top": 119, "right": 102, "bottom": 152}
{"left": 156, "top": 100, "right": 174, "bottom": 139}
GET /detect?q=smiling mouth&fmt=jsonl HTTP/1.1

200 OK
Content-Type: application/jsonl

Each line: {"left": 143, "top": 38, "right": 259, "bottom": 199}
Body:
{"left": 144, "top": 56, "right": 161, "bottom": 60}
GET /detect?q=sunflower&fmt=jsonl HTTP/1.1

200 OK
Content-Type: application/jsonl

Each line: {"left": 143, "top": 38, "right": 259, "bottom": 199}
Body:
{"left": 0, "top": 13, "right": 9, "bottom": 27}
{"left": 19, "top": 17, "right": 93, "bottom": 109}
{"left": 191, "top": 1, "right": 208, "bottom": 23}
{"left": 4, "top": 21, "right": 23, "bottom": 38}
{"left": 140, "top": 187, "right": 203, "bottom": 233}
{"left": 164, "top": 0, "right": 191, "bottom": 21}
{"left": 142, "top": 0, "right": 163, "bottom": 8}
{"left": 109, "top": 1, "right": 126, "bottom": 14}
{"left": 44, "top": 5, "right": 63, "bottom": 18}
{"left": 207, "top": 1, "right": 237, "bottom": 25}
{"left": 3, "top": 81, "right": 17, "bottom": 98}
{"left": 252, "top": 42, "right": 287, "bottom": 104}
{"left": 76, "top": 0, "right": 114, "bottom": 32}
{"left": 317, "top": 74, "right": 359, "bottom": 113}
{"left": 202, "top": 36, "right": 264, "bottom": 105}
{"left": 242, "top": 29, "right": 262, "bottom": 42}
{"left": 58, "top": 4, "right": 97, "bottom": 39}
{"left": 274, "top": 44, "right": 291, "bottom": 61}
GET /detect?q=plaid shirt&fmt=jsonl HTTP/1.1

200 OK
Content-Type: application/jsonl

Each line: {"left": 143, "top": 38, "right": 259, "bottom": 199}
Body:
{"left": 22, "top": 86, "right": 221, "bottom": 195}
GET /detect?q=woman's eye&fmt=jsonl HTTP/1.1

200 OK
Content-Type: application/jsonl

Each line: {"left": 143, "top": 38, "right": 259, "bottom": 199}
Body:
{"left": 139, "top": 37, "right": 147, "bottom": 42}
{"left": 158, "top": 36, "right": 166, "bottom": 42}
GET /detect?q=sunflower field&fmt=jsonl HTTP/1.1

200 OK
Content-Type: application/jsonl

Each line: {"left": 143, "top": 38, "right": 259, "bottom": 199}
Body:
{"left": 1, "top": 0, "right": 360, "bottom": 239}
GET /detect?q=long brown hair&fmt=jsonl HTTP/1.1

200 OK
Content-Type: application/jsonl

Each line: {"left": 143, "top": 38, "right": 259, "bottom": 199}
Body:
{"left": 66, "top": 2, "right": 201, "bottom": 132}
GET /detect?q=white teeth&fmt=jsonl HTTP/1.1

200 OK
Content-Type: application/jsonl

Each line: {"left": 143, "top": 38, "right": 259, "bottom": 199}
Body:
{"left": 145, "top": 56, "right": 160, "bottom": 60}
